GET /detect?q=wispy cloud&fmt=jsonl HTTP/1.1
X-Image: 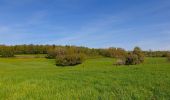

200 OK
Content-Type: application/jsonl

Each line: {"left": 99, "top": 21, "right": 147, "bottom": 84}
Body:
{"left": 0, "top": 0, "right": 170, "bottom": 50}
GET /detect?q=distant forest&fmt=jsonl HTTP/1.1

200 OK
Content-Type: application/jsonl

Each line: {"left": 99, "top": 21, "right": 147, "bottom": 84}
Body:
{"left": 0, "top": 44, "right": 169, "bottom": 57}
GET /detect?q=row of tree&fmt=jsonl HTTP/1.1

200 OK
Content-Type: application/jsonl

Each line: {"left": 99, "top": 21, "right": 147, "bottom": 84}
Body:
{"left": 0, "top": 44, "right": 169, "bottom": 58}
{"left": 0, "top": 45, "right": 128, "bottom": 58}
{"left": 143, "top": 50, "right": 169, "bottom": 57}
{"left": 0, "top": 44, "right": 52, "bottom": 55}
{"left": 0, "top": 44, "right": 169, "bottom": 66}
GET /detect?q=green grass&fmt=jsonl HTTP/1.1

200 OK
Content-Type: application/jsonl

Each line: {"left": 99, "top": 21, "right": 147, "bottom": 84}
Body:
{"left": 0, "top": 57, "right": 170, "bottom": 100}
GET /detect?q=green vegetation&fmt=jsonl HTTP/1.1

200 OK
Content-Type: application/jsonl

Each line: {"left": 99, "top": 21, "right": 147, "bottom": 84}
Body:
{"left": 114, "top": 47, "right": 145, "bottom": 65}
{"left": 46, "top": 47, "right": 66, "bottom": 59}
{"left": 99, "top": 47, "right": 127, "bottom": 58}
{"left": 125, "top": 53, "right": 140, "bottom": 65}
{"left": 0, "top": 56, "right": 170, "bottom": 99}
{"left": 125, "top": 47, "right": 145, "bottom": 65}
{"left": 46, "top": 47, "right": 86, "bottom": 66}
{"left": 0, "top": 45, "right": 169, "bottom": 99}
{"left": 168, "top": 57, "right": 170, "bottom": 62}
{"left": 144, "top": 50, "right": 169, "bottom": 57}
{"left": 1, "top": 44, "right": 169, "bottom": 58}
{"left": 167, "top": 53, "right": 170, "bottom": 62}
{"left": 0, "top": 46, "right": 15, "bottom": 57}
{"left": 56, "top": 53, "right": 85, "bottom": 66}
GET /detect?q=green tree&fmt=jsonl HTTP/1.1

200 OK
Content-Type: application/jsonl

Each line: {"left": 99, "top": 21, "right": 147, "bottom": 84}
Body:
{"left": 0, "top": 46, "right": 15, "bottom": 57}
{"left": 133, "top": 47, "right": 144, "bottom": 63}
{"left": 124, "top": 47, "right": 145, "bottom": 65}
{"left": 46, "top": 47, "right": 66, "bottom": 59}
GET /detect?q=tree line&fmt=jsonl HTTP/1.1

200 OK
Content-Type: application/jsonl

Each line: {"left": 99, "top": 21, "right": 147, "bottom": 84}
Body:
{"left": 0, "top": 44, "right": 169, "bottom": 57}
{"left": 0, "top": 44, "right": 169, "bottom": 66}
{"left": 143, "top": 50, "right": 169, "bottom": 57}
{"left": 0, "top": 44, "right": 128, "bottom": 58}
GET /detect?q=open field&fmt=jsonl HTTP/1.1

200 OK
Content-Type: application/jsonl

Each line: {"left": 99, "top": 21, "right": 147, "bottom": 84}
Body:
{"left": 0, "top": 57, "right": 170, "bottom": 100}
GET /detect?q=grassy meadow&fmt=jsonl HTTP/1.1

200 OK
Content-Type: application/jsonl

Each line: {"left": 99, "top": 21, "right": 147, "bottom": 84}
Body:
{"left": 0, "top": 56, "right": 170, "bottom": 99}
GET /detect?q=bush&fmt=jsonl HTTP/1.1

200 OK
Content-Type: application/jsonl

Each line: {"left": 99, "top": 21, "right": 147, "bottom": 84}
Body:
{"left": 168, "top": 57, "right": 170, "bottom": 62}
{"left": 56, "top": 54, "right": 85, "bottom": 66}
{"left": 0, "top": 46, "right": 15, "bottom": 57}
{"left": 125, "top": 53, "right": 140, "bottom": 65}
{"left": 116, "top": 47, "right": 145, "bottom": 65}
{"left": 115, "top": 59, "right": 125, "bottom": 65}
{"left": 46, "top": 47, "right": 66, "bottom": 59}
{"left": 103, "top": 48, "right": 127, "bottom": 58}
{"left": 133, "top": 47, "right": 144, "bottom": 63}
{"left": 167, "top": 53, "right": 170, "bottom": 62}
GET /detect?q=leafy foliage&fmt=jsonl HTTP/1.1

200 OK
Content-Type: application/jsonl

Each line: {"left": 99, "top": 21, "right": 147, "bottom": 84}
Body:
{"left": 115, "top": 59, "right": 125, "bottom": 65}
{"left": 167, "top": 53, "right": 170, "bottom": 62}
{"left": 168, "top": 57, "right": 170, "bottom": 62}
{"left": 0, "top": 46, "right": 14, "bottom": 57}
{"left": 144, "top": 50, "right": 169, "bottom": 57}
{"left": 99, "top": 47, "right": 127, "bottom": 58}
{"left": 125, "top": 53, "right": 140, "bottom": 65}
{"left": 125, "top": 47, "right": 144, "bottom": 65}
{"left": 56, "top": 53, "right": 85, "bottom": 66}
{"left": 133, "top": 47, "right": 145, "bottom": 63}
{"left": 46, "top": 47, "right": 66, "bottom": 59}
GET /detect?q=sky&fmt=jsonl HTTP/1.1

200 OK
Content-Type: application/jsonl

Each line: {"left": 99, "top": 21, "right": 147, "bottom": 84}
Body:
{"left": 0, "top": 0, "right": 170, "bottom": 50}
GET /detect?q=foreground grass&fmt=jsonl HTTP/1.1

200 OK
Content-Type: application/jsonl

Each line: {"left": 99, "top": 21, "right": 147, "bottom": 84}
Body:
{"left": 0, "top": 57, "right": 170, "bottom": 100}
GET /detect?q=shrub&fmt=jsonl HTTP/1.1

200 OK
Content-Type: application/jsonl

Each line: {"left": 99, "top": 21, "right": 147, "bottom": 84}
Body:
{"left": 162, "top": 53, "right": 168, "bottom": 57}
{"left": 56, "top": 53, "right": 85, "bottom": 66}
{"left": 115, "top": 58, "right": 125, "bottom": 65}
{"left": 116, "top": 47, "right": 145, "bottom": 65}
{"left": 168, "top": 57, "right": 170, "bottom": 62}
{"left": 133, "top": 47, "right": 144, "bottom": 63}
{"left": 104, "top": 48, "right": 127, "bottom": 58}
{"left": 167, "top": 53, "right": 170, "bottom": 62}
{"left": 125, "top": 53, "right": 140, "bottom": 65}
{"left": 46, "top": 47, "right": 66, "bottom": 59}
{"left": 0, "top": 46, "right": 15, "bottom": 57}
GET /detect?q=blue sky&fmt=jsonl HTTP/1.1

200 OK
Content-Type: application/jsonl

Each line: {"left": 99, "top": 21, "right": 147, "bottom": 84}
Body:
{"left": 0, "top": 0, "right": 170, "bottom": 50}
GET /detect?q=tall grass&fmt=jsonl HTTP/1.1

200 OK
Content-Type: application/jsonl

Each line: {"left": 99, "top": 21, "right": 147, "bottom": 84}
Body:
{"left": 0, "top": 57, "right": 169, "bottom": 99}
